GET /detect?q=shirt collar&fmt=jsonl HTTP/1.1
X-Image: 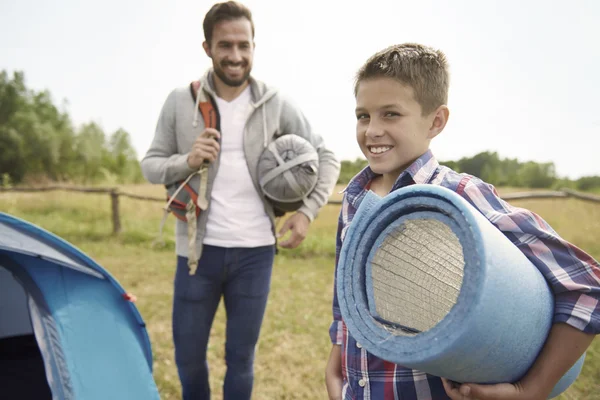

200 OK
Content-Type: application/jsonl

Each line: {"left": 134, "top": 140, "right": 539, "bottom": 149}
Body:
{"left": 344, "top": 149, "right": 440, "bottom": 206}
{"left": 396, "top": 149, "right": 439, "bottom": 188}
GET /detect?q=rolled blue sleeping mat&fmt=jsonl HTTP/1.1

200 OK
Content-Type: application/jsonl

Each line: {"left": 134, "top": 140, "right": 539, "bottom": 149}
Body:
{"left": 337, "top": 184, "right": 585, "bottom": 399}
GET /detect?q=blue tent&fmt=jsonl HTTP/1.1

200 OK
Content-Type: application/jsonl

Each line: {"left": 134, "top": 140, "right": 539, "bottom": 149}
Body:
{"left": 0, "top": 212, "right": 160, "bottom": 400}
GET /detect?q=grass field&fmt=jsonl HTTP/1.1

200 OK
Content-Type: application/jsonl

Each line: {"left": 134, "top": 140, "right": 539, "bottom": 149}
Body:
{"left": 1, "top": 184, "right": 598, "bottom": 399}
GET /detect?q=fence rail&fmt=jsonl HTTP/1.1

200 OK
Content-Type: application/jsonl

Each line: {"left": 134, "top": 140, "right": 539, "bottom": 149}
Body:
{"left": 1, "top": 186, "right": 599, "bottom": 234}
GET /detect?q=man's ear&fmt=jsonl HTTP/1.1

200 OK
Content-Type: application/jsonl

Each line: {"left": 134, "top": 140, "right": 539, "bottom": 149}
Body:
{"left": 428, "top": 105, "right": 450, "bottom": 139}
{"left": 203, "top": 41, "right": 211, "bottom": 58}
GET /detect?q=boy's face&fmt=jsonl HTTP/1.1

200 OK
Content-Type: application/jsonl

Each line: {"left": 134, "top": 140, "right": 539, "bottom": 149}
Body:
{"left": 355, "top": 77, "right": 446, "bottom": 182}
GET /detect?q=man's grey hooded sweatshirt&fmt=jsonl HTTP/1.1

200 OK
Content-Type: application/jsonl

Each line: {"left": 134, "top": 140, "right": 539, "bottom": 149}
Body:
{"left": 141, "top": 70, "right": 341, "bottom": 259}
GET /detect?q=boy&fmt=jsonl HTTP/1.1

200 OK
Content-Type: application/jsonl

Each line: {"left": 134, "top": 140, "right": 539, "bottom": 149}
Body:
{"left": 325, "top": 43, "right": 600, "bottom": 400}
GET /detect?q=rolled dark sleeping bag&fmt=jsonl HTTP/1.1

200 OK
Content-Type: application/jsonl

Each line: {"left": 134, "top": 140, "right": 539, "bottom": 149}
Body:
{"left": 337, "top": 184, "right": 585, "bottom": 399}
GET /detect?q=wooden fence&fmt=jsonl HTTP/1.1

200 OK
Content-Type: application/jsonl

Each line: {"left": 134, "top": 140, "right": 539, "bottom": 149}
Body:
{"left": 1, "top": 186, "right": 599, "bottom": 235}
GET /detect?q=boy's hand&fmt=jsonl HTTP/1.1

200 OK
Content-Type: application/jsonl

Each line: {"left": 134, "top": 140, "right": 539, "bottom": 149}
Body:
{"left": 441, "top": 378, "right": 535, "bottom": 400}
{"left": 277, "top": 212, "right": 310, "bottom": 249}
{"left": 441, "top": 323, "right": 594, "bottom": 400}
{"left": 187, "top": 128, "right": 221, "bottom": 169}
{"left": 325, "top": 345, "right": 343, "bottom": 400}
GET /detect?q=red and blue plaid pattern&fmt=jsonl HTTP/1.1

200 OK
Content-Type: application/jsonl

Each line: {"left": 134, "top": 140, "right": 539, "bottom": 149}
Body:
{"left": 330, "top": 149, "right": 600, "bottom": 400}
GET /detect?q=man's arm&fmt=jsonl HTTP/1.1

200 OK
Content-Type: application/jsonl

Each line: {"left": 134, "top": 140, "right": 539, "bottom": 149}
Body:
{"left": 275, "top": 96, "right": 340, "bottom": 249}
{"left": 278, "top": 97, "right": 341, "bottom": 222}
{"left": 141, "top": 89, "right": 196, "bottom": 185}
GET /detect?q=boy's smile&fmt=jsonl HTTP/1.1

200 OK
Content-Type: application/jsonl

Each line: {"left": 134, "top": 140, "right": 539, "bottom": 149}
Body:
{"left": 368, "top": 145, "right": 393, "bottom": 155}
{"left": 355, "top": 77, "right": 447, "bottom": 188}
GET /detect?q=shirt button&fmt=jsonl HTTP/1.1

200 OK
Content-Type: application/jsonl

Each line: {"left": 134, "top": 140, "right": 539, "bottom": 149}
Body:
{"left": 356, "top": 342, "right": 362, "bottom": 349}
{"left": 359, "top": 378, "right": 366, "bottom": 387}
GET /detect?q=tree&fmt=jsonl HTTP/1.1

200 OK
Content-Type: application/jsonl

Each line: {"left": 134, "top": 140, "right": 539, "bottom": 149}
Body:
{"left": 0, "top": 70, "right": 78, "bottom": 183}
{"left": 517, "top": 162, "right": 556, "bottom": 188}
{"left": 0, "top": 71, "right": 28, "bottom": 183}
{"left": 0, "top": 126, "right": 26, "bottom": 183}
{"left": 74, "top": 122, "right": 109, "bottom": 183}
{"left": 106, "top": 128, "right": 144, "bottom": 183}
{"left": 456, "top": 151, "right": 500, "bottom": 179}
{"left": 338, "top": 158, "right": 368, "bottom": 184}
{"left": 0, "top": 70, "right": 27, "bottom": 126}
{"left": 575, "top": 176, "right": 600, "bottom": 192}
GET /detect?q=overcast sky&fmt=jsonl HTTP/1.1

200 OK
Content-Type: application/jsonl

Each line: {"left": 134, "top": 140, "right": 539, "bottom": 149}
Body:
{"left": 1, "top": 0, "right": 599, "bottom": 179}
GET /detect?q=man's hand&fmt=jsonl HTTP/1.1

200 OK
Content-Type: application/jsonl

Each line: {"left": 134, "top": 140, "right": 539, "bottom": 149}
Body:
{"left": 277, "top": 211, "right": 310, "bottom": 249}
{"left": 187, "top": 128, "right": 221, "bottom": 169}
{"left": 326, "top": 345, "right": 343, "bottom": 400}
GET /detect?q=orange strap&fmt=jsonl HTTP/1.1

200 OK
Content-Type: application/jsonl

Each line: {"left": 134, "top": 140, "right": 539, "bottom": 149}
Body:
{"left": 191, "top": 81, "right": 217, "bottom": 129}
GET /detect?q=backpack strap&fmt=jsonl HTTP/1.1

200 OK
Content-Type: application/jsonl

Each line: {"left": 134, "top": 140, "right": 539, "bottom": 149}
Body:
{"left": 153, "top": 81, "right": 218, "bottom": 275}
{"left": 190, "top": 81, "right": 218, "bottom": 218}
{"left": 191, "top": 81, "right": 219, "bottom": 130}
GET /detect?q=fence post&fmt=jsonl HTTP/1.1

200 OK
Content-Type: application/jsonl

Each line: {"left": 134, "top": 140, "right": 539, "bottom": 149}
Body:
{"left": 110, "top": 189, "right": 121, "bottom": 234}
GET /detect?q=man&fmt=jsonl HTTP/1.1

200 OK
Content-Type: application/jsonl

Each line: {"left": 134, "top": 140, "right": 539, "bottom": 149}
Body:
{"left": 141, "top": 2, "right": 340, "bottom": 399}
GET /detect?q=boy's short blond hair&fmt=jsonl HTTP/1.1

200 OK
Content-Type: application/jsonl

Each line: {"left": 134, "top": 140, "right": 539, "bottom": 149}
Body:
{"left": 354, "top": 43, "right": 449, "bottom": 115}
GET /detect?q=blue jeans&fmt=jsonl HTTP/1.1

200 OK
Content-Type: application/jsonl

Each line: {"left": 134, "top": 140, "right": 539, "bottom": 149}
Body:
{"left": 172, "top": 244, "right": 275, "bottom": 400}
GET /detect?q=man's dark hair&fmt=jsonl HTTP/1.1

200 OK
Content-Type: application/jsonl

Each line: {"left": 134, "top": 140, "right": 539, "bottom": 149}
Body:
{"left": 203, "top": 1, "right": 255, "bottom": 43}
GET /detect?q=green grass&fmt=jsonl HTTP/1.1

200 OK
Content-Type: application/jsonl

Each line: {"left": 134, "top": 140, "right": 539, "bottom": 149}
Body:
{"left": 1, "top": 184, "right": 599, "bottom": 399}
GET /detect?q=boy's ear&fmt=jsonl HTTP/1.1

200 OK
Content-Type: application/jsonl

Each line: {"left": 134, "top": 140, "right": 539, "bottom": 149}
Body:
{"left": 203, "top": 41, "right": 212, "bottom": 58}
{"left": 428, "top": 105, "right": 450, "bottom": 139}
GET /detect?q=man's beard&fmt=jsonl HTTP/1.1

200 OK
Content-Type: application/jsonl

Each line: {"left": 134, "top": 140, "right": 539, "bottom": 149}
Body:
{"left": 213, "top": 61, "right": 251, "bottom": 87}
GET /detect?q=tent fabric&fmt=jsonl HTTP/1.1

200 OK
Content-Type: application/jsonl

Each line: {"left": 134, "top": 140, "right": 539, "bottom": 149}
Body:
{"left": 336, "top": 185, "right": 584, "bottom": 399}
{"left": 0, "top": 212, "right": 160, "bottom": 400}
{"left": 0, "top": 334, "right": 52, "bottom": 399}
{"left": 0, "top": 266, "right": 32, "bottom": 338}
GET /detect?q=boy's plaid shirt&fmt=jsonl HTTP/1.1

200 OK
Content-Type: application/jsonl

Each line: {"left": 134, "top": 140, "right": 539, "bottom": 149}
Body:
{"left": 330, "top": 149, "right": 600, "bottom": 400}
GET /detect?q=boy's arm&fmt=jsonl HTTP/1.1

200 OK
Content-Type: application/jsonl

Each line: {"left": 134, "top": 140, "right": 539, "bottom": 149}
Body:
{"left": 326, "top": 209, "right": 345, "bottom": 399}
{"left": 140, "top": 89, "right": 196, "bottom": 185}
{"left": 443, "top": 178, "right": 600, "bottom": 399}
{"left": 443, "top": 322, "right": 594, "bottom": 399}
{"left": 459, "top": 178, "right": 600, "bottom": 334}
{"left": 326, "top": 344, "right": 343, "bottom": 400}
{"left": 329, "top": 209, "right": 345, "bottom": 345}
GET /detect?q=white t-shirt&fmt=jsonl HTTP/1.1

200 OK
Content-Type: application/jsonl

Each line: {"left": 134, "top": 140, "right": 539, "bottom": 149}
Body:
{"left": 203, "top": 86, "right": 275, "bottom": 247}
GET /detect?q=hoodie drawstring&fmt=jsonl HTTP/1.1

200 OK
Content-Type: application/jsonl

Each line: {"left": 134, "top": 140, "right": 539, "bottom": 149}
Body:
{"left": 192, "top": 88, "right": 202, "bottom": 128}
{"left": 262, "top": 104, "right": 268, "bottom": 148}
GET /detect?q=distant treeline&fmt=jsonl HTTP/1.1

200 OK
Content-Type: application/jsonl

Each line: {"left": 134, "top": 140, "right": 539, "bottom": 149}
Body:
{"left": 339, "top": 153, "right": 600, "bottom": 192}
{"left": 1, "top": 70, "right": 143, "bottom": 185}
{"left": 2, "top": 70, "right": 598, "bottom": 191}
